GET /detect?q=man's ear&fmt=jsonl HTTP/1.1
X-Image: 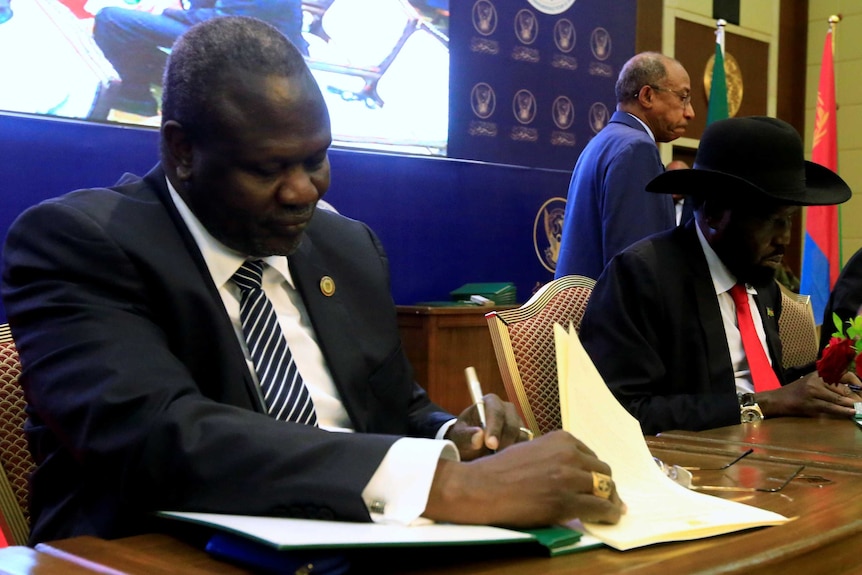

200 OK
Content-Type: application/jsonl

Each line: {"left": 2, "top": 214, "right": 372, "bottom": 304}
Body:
{"left": 636, "top": 85, "right": 654, "bottom": 109}
{"left": 162, "top": 120, "right": 193, "bottom": 181}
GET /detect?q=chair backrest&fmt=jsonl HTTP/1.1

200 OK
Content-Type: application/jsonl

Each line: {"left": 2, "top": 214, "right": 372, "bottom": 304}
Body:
{"left": 776, "top": 283, "right": 819, "bottom": 369}
{"left": 0, "top": 323, "right": 33, "bottom": 545}
{"left": 485, "top": 275, "right": 596, "bottom": 438}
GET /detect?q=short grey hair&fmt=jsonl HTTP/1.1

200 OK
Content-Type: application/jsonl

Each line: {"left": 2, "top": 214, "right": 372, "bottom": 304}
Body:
{"left": 615, "top": 52, "right": 673, "bottom": 103}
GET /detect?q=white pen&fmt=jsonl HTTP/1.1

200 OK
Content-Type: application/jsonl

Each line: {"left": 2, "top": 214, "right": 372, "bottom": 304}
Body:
{"left": 464, "top": 366, "right": 487, "bottom": 428}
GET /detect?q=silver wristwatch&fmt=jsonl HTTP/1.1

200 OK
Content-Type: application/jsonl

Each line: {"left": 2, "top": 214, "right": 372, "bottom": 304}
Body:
{"left": 738, "top": 393, "right": 763, "bottom": 423}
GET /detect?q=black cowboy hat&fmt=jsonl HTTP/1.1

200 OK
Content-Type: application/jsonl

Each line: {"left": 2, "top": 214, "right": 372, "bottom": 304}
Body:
{"left": 646, "top": 116, "right": 851, "bottom": 206}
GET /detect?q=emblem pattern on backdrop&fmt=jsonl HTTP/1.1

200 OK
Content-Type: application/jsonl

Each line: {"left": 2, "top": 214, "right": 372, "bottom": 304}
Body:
{"left": 449, "top": 0, "right": 635, "bottom": 170}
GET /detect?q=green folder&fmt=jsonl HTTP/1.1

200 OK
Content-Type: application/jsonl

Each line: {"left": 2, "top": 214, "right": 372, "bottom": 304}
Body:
{"left": 157, "top": 511, "right": 603, "bottom": 557}
{"left": 520, "top": 525, "right": 603, "bottom": 556}
{"left": 450, "top": 282, "right": 517, "bottom": 305}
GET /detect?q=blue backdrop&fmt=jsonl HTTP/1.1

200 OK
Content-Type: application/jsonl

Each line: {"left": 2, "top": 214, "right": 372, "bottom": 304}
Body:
{"left": 0, "top": 113, "right": 572, "bottom": 323}
{"left": 449, "top": 0, "right": 636, "bottom": 169}
{"left": 0, "top": 0, "right": 639, "bottom": 323}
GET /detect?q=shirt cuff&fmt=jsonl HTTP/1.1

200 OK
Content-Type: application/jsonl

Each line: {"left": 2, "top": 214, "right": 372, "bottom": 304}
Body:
{"left": 435, "top": 418, "right": 457, "bottom": 440}
{"left": 361, "top": 437, "right": 459, "bottom": 525}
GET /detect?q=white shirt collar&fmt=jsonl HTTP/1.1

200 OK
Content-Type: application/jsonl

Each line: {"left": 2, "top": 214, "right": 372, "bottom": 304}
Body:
{"left": 626, "top": 112, "right": 656, "bottom": 142}
{"left": 695, "top": 221, "right": 756, "bottom": 296}
{"left": 165, "top": 177, "right": 294, "bottom": 289}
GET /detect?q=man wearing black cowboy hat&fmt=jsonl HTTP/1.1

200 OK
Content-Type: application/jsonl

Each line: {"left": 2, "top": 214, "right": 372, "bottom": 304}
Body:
{"left": 579, "top": 116, "right": 860, "bottom": 435}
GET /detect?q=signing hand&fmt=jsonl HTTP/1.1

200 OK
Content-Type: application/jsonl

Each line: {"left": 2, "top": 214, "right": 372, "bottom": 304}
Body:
{"left": 425, "top": 430, "right": 625, "bottom": 527}
{"left": 445, "top": 394, "right": 527, "bottom": 460}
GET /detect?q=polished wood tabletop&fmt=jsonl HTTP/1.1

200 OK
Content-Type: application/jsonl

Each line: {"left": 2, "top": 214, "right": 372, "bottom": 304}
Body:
{"left": 0, "top": 536, "right": 255, "bottom": 574}
{"left": 2, "top": 417, "right": 862, "bottom": 574}
{"left": 649, "top": 415, "right": 862, "bottom": 473}
{"left": 397, "top": 447, "right": 862, "bottom": 574}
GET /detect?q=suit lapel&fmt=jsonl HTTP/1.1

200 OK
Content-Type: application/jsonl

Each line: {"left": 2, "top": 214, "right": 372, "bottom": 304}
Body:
{"left": 753, "top": 283, "right": 785, "bottom": 383}
{"left": 611, "top": 111, "right": 665, "bottom": 173}
{"left": 680, "top": 198, "right": 695, "bottom": 226}
{"left": 288, "top": 235, "right": 370, "bottom": 430}
{"left": 678, "top": 224, "right": 736, "bottom": 388}
{"left": 610, "top": 110, "right": 646, "bottom": 133}
{"left": 143, "top": 165, "right": 263, "bottom": 409}
{"left": 678, "top": 223, "right": 785, "bottom": 386}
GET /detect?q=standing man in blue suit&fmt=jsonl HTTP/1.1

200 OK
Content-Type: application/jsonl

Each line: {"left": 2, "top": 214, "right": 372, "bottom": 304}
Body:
{"left": 555, "top": 52, "right": 695, "bottom": 280}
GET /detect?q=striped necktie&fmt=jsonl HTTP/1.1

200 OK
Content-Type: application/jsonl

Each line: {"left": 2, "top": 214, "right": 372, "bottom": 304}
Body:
{"left": 232, "top": 260, "right": 318, "bottom": 425}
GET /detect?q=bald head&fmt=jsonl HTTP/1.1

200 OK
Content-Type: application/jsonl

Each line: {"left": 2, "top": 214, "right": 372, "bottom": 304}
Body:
{"left": 615, "top": 52, "right": 680, "bottom": 104}
{"left": 666, "top": 160, "right": 690, "bottom": 171}
{"left": 615, "top": 51, "right": 693, "bottom": 143}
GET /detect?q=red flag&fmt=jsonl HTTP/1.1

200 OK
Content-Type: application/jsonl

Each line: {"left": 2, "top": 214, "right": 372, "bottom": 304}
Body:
{"left": 812, "top": 27, "right": 837, "bottom": 172}
{"left": 801, "top": 23, "right": 840, "bottom": 322}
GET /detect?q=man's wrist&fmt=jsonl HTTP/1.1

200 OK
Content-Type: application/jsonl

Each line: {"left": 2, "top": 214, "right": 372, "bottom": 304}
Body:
{"left": 424, "top": 459, "right": 484, "bottom": 525}
{"left": 737, "top": 392, "right": 763, "bottom": 423}
{"left": 436, "top": 418, "right": 457, "bottom": 441}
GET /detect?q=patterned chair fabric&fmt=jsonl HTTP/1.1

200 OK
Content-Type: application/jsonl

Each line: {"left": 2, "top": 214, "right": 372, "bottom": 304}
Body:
{"left": 776, "top": 284, "right": 819, "bottom": 369}
{"left": 0, "top": 323, "right": 33, "bottom": 545}
{"left": 486, "top": 275, "right": 596, "bottom": 438}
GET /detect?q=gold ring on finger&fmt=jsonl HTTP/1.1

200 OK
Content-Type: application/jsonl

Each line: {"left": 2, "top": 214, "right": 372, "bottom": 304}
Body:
{"left": 591, "top": 471, "right": 613, "bottom": 499}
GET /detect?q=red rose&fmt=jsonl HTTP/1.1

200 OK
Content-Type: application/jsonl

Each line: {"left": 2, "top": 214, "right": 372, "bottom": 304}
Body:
{"left": 817, "top": 337, "right": 857, "bottom": 384}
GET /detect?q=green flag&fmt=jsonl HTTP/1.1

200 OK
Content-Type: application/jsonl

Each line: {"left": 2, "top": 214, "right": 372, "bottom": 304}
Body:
{"left": 707, "top": 34, "right": 729, "bottom": 125}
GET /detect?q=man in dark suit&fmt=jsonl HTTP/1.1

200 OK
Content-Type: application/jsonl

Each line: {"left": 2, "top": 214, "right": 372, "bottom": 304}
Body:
{"left": 1, "top": 16, "right": 623, "bottom": 545}
{"left": 579, "top": 116, "right": 860, "bottom": 435}
{"left": 820, "top": 247, "right": 862, "bottom": 352}
{"left": 555, "top": 52, "right": 695, "bottom": 281}
{"left": 90, "top": 0, "right": 308, "bottom": 118}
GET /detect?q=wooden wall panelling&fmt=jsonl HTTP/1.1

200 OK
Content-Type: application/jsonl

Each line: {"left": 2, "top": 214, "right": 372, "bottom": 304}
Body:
{"left": 397, "top": 306, "right": 511, "bottom": 415}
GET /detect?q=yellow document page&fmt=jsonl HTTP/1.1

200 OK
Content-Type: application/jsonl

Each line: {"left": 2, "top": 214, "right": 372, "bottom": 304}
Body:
{"left": 553, "top": 324, "right": 789, "bottom": 551}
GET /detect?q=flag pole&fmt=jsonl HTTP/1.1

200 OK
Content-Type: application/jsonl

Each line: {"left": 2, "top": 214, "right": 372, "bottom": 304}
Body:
{"left": 829, "top": 15, "right": 842, "bottom": 267}
{"left": 706, "top": 19, "right": 729, "bottom": 125}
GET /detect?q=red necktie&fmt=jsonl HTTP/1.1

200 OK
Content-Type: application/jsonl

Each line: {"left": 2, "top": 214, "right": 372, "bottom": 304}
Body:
{"left": 729, "top": 283, "right": 781, "bottom": 392}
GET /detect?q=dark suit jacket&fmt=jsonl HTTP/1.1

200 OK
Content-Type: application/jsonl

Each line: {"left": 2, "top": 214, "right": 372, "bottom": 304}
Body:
{"left": 1, "top": 165, "right": 453, "bottom": 544}
{"left": 555, "top": 111, "right": 675, "bottom": 281}
{"left": 820, "top": 247, "right": 862, "bottom": 352}
{"left": 579, "top": 221, "right": 786, "bottom": 435}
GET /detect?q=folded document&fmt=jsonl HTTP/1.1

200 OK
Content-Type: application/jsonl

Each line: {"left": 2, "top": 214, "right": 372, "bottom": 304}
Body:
{"left": 554, "top": 323, "right": 790, "bottom": 551}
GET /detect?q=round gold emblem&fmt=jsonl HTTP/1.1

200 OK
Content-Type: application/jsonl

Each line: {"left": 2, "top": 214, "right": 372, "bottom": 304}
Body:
{"left": 319, "top": 276, "right": 335, "bottom": 297}
{"left": 703, "top": 50, "right": 744, "bottom": 117}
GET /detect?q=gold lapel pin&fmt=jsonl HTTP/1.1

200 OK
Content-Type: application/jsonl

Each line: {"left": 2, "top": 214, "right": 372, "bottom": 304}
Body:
{"left": 320, "top": 276, "right": 335, "bottom": 297}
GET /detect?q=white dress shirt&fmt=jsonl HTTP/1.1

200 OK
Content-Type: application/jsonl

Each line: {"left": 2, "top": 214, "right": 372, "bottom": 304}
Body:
{"left": 167, "top": 179, "right": 458, "bottom": 524}
{"left": 695, "top": 224, "right": 773, "bottom": 394}
{"left": 675, "top": 199, "right": 685, "bottom": 226}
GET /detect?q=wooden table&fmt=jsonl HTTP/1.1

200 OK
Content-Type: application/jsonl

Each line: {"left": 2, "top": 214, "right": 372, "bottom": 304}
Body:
{"left": 0, "top": 534, "right": 254, "bottom": 575}
{"left": 648, "top": 415, "right": 862, "bottom": 473}
{"left": 4, "top": 418, "right": 862, "bottom": 574}
{"left": 397, "top": 444, "right": 862, "bottom": 574}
